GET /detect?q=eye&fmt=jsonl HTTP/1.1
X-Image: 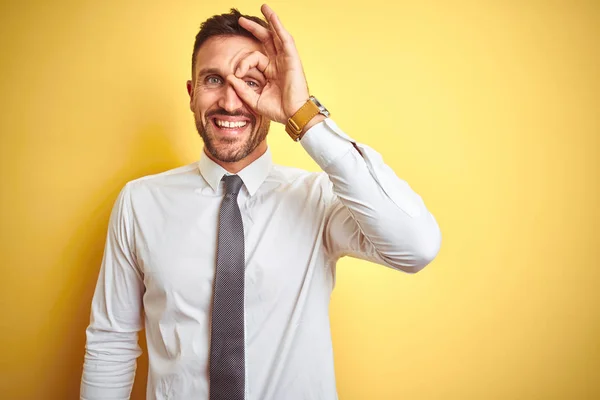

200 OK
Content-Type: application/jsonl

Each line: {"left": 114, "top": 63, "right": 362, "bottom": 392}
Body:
{"left": 245, "top": 80, "right": 263, "bottom": 91}
{"left": 205, "top": 75, "right": 223, "bottom": 85}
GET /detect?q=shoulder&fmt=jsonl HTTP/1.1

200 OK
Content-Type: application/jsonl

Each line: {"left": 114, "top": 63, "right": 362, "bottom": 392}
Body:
{"left": 270, "top": 163, "right": 327, "bottom": 184}
{"left": 268, "top": 163, "right": 335, "bottom": 200}
{"left": 122, "top": 162, "right": 202, "bottom": 196}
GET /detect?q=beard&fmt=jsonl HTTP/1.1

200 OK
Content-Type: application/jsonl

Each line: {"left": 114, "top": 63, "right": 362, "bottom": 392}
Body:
{"left": 195, "top": 109, "right": 270, "bottom": 163}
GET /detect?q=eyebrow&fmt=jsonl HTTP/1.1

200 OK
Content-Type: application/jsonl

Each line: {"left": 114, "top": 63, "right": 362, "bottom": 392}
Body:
{"left": 244, "top": 68, "right": 265, "bottom": 80}
{"left": 197, "top": 68, "right": 222, "bottom": 79}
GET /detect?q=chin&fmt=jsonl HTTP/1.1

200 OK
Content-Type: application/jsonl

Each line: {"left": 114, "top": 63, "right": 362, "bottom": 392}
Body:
{"left": 211, "top": 148, "right": 247, "bottom": 163}
{"left": 206, "top": 138, "right": 253, "bottom": 163}
{"left": 196, "top": 117, "right": 269, "bottom": 164}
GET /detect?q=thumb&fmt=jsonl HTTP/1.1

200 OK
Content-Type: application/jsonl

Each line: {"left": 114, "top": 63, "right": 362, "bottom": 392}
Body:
{"left": 227, "top": 75, "right": 260, "bottom": 111}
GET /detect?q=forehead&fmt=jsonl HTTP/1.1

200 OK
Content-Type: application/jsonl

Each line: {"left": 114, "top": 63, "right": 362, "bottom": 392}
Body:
{"left": 195, "top": 35, "right": 265, "bottom": 75}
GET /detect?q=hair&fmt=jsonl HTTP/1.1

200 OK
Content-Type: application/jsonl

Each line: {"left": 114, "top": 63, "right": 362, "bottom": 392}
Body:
{"left": 191, "top": 8, "right": 269, "bottom": 80}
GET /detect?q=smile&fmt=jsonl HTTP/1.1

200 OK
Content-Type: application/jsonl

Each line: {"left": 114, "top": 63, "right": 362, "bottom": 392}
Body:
{"left": 214, "top": 119, "right": 248, "bottom": 128}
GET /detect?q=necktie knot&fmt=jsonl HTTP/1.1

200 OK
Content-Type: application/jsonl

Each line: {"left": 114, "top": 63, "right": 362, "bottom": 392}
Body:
{"left": 223, "top": 175, "right": 244, "bottom": 196}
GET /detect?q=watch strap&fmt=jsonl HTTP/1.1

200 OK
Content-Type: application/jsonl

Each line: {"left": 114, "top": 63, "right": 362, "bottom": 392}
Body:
{"left": 285, "top": 99, "right": 321, "bottom": 141}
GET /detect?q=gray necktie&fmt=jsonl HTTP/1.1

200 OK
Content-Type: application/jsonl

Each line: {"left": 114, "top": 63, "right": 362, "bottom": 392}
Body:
{"left": 209, "top": 174, "right": 245, "bottom": 400}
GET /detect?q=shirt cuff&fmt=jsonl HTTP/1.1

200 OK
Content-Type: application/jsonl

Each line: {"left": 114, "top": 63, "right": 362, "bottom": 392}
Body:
{"left": 299, "top": 118, "right": 355, "bottom": 170}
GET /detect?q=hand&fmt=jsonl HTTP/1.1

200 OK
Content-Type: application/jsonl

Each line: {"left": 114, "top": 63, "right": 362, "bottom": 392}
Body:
{"left": 226, "top": 4, "right": 309, "bottom": 124}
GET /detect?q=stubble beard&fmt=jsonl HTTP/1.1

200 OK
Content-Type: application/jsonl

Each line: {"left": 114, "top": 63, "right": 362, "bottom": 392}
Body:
{"left": 195, "top": 112, "right": 270, "bottom": 163}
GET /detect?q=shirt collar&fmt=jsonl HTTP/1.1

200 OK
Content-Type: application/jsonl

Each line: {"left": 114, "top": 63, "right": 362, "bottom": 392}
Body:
{"left": 198, "top": 147, "right": 272, "bottom": 196}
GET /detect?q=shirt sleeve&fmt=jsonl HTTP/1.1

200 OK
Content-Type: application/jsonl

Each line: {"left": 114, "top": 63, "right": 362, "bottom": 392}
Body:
{"left": 300, "top": 118, "right": 442, "bottom": 273}
{"left": 80, "top": 182, "right": 144, "bottom": 399}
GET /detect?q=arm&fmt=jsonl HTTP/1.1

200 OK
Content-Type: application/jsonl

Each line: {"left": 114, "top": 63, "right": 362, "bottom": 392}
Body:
{"left": 81, "top": 183, "right": 144, "bottom": 399}
{"left": 225, "top": 5, "right": 441, "bottom": 271}
{"left": 301, "top": 118, "right": 441, "bottom": 273}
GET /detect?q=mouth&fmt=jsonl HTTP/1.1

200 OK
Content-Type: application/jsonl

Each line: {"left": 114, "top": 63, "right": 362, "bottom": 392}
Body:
{"left": 210, "top": 116, "right": 252, "bottom": 137}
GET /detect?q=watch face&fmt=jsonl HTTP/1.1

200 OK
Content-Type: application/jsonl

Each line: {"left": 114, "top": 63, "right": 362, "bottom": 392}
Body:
{"left": 310, "top": 96, "right": 330, "bottom": 117}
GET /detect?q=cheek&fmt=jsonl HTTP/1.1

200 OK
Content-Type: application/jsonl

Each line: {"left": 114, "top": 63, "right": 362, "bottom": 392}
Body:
{"left": 192, "top": 92, "right": 216, "bottom": 116}
{"left": 193, "top": 103, "right": 211, "bottom": 123}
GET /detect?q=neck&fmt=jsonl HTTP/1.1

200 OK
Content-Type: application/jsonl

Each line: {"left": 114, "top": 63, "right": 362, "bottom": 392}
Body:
{"left": 205, "top": 140, "right": 268, "bottom": 174}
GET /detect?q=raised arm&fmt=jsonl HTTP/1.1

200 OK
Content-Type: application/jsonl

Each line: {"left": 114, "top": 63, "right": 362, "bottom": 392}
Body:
{"left": 302, "top": 119, "right": 441, "bottom": 273}
{"left": 225, "top": 4, "right": 441, "bottom": 272}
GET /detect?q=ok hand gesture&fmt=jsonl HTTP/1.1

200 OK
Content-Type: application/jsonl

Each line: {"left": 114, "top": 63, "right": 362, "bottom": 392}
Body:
{"left": 226, "top": 4, "right": 310, "bottom": 124}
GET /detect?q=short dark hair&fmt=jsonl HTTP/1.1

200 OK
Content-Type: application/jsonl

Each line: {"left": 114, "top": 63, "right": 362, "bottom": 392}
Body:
{"left": 191, "top": 8, "right": 269, "bottom": 79}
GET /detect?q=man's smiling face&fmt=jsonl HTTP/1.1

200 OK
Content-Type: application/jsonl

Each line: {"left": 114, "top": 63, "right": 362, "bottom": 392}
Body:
{"left": 187, "top": 35, "right": 270, "bottom": 164}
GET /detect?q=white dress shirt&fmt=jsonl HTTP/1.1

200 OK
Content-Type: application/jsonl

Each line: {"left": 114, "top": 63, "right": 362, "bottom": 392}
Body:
{"left": 80, "top": 118, "right": 442, "bottom": 400}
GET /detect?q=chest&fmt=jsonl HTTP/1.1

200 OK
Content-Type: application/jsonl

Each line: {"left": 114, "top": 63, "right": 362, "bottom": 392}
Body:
{"left": 132, "top": 185, "right": 330, "bottom": 314}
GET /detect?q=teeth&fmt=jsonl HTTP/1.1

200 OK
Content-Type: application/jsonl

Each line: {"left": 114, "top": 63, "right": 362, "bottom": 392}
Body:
{"left": 215, "top": 119, "right": 248, "bottom": 128}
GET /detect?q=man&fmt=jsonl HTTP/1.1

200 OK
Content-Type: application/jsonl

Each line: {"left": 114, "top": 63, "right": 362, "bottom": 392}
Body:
{"left": 80, "top": 4, "right": 441, "bottom": 400}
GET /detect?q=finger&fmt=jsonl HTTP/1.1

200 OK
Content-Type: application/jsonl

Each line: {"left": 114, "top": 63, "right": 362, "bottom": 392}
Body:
{"left": 235, "top": 51, "right": 270, "bottom": 78}
{"left": 261, "top": 4, "right": 295, "bottom": 54}
{"left": 227, "top": 74, "right": 260, "bottom": 110}
{"left": 238, "top": 17, "right": 278, "bottom": 57}
{"left": 270, "top": 26, "right": 285, "bottom": 54}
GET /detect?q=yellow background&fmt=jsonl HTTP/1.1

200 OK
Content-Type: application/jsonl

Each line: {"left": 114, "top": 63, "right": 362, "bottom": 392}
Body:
{"left": 1, "top": 0, "right": 598, "bottom": 399}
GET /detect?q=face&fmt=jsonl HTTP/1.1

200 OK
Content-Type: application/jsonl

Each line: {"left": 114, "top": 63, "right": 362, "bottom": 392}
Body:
{"left": 187, "top": 35, "right": 270, "bottom": 164}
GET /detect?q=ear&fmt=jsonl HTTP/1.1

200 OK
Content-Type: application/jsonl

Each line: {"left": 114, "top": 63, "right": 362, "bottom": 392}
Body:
{"left": 186, "top": 80, "right": 194, "bottom": 111}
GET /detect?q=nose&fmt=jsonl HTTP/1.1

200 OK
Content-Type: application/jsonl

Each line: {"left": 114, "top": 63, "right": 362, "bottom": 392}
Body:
{"left": 217, "top": 82, "right": 244, "bottom": 113}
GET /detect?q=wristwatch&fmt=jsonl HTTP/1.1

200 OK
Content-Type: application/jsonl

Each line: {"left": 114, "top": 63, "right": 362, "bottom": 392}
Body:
{"left": 285, "top": 96, "right": 330, "bottom": 141}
